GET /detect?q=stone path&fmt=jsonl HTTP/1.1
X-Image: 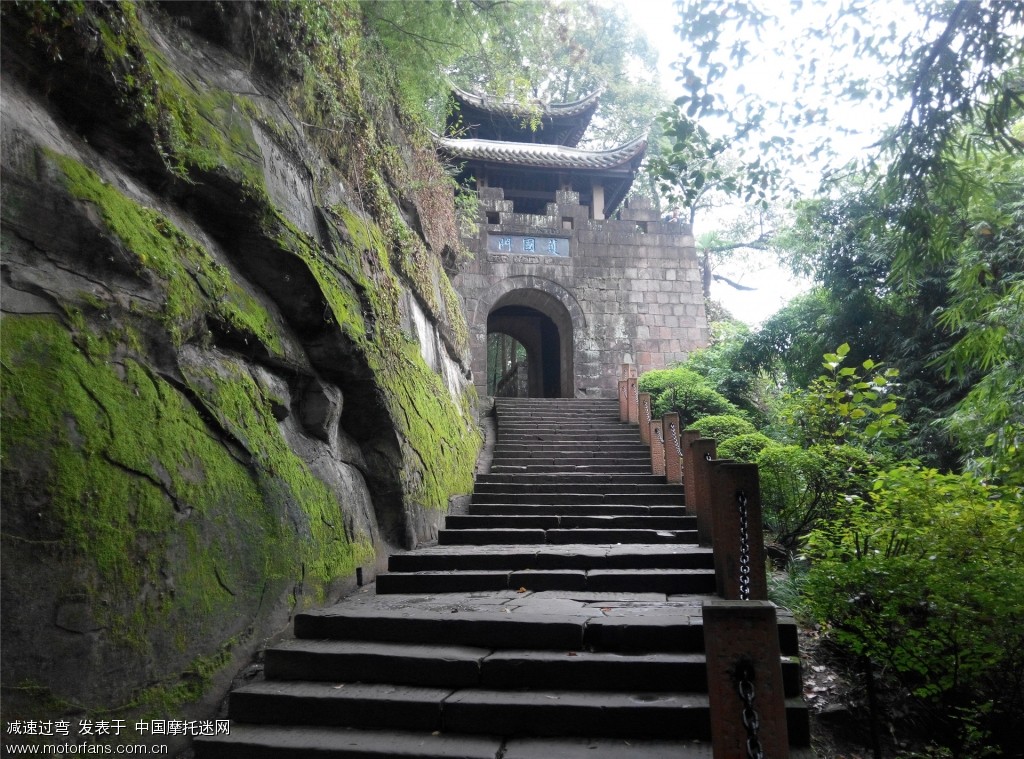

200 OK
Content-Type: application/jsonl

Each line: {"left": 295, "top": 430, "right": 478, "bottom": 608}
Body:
{"left": 195, "top": 398, "right": 809, "bottom": 758}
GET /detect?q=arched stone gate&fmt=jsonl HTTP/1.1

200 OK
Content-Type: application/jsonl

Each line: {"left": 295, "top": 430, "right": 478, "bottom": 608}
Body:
{"left": 469, "top": 276, "right": 585, "bottom": 399}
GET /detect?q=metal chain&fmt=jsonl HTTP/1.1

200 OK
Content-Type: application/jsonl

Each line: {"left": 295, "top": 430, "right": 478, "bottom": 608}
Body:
{"left": 736, "top": 660, "right": 765, "bottom": 759}
{"left": 643, "top": 395, "right": 652, "bottom": 423}
{"left": 669, "top": 421, "right": 684, "bottom": 457}
{"left": 737, "top": 491, "right": 753, "bottom": 598}
{"left": 654, "top": 425, "right": 664, "bottom": 444}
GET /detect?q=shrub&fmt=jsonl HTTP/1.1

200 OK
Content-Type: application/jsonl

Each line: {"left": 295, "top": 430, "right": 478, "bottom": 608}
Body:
{"left": 717, "top": 432, "right": 778, "bottom": 462}
{"left": 688, "top": 413, "right": 756, "bottom": 443}
{"left": 652, "top": 383, "right": 738, "bottom": 426}
{"left": 638, "top": 366, "right": 707, "bottom": 396}
{"left": 804, "top": 465, "right": 1024, "bottom": 753}
{"left": 756, "top": 443, "right": 875, "bottom": 552}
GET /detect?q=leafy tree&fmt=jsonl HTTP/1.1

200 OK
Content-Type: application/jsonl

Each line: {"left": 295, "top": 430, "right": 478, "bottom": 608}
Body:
{"left": 668, "top": 0, "right": 1024, "bottom": 198}
{"left": 679, "top": 319, "right": 775, "bottom": 419}
{"left": 777, "top": 343, "right": 904, "bottom": 452}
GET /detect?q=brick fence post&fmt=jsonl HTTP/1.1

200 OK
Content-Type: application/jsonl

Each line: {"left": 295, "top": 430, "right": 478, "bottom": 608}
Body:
{"left": 649, "top": 418, "right": 666, "bottom": 476}
{"left": 639, "top": 393, "right": 652, "bottom": 445}
{"left": 627, "top": 376, "right": 639, "bottom": 425}
{"left": 703, "top": 599, "right": 790, "bottom": 759}
{"left": 688, "top": 438, "right": 717, "bottom": 546}
{"left": 618, "top": 379, "right": 628, "bottom": 422}
{"left": 663, "top": 414, "right": 683, "bottom": 484}
{"left": 710, "top": 462, "right": 767, "bottom": 601}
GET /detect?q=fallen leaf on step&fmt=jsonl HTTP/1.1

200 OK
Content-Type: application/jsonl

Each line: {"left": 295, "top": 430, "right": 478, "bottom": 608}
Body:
{"left": 517, "top": 587, "right": 528, "bottom": 593}
{"left": 567, "top": 651, "right": 578, "bottom": 656}
{"left": 333, "top": 684, "right": 345, "bottom": 689}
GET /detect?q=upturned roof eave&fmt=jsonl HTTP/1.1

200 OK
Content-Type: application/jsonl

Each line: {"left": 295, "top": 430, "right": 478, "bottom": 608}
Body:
{"left": 450, "top": 83, "right": 604, "bottom": 120}
{"left": 436, "top": 134, "right": 648, "bottom": 173}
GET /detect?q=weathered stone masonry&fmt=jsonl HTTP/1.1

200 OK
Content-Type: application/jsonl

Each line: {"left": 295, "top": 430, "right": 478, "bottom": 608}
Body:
{"left": 443, "top": 87, "right": 710, "bottom": 398}
{"left": 455, "top": 190, "right": 709, "bottom": 398}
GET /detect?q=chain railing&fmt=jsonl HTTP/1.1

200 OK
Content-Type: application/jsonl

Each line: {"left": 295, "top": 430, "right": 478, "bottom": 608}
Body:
{"left": 668, "top": 420, "right": 684, "bottom": 458}
{"left": 736, "top": 660, "right": 765, "bottom": 759}
{"left": 736, "top": 490, "right": 752, "bottom": 601}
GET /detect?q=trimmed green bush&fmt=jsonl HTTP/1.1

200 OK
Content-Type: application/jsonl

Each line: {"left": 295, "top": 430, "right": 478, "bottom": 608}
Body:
{"left": 638, "top": 366, "right": 707, "bottom": 396}
{"left": 689, "top": 414, "right": 757, "bottom": 443}
{"left": 652, "top": 383, "right": 738, "bottom": 426}
{"left": 717, "top": 432, "right": 778, "bottom": 462}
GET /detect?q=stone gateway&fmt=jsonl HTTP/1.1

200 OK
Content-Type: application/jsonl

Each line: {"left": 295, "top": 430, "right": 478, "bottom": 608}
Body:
{"left": 441, "top": 86, "right": 710, "bottom": 398}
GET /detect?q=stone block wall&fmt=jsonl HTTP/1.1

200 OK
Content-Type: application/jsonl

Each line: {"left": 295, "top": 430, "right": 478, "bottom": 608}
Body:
{"left": 455, "top": 189, "right": 710, "bottom": 397}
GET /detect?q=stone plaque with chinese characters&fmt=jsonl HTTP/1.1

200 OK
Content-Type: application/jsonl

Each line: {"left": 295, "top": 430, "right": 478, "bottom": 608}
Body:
{"left": 486, "top": 234, "right": 569, "bottom": 257}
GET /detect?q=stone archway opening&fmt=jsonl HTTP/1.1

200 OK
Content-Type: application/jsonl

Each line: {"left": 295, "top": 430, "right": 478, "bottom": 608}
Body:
{"left": 486, "top": 290, "right": 574, "bottom": 398}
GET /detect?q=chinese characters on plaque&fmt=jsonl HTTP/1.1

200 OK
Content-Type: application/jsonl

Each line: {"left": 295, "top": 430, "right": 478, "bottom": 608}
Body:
{"left": 487, "top": 234, "right": 568, "bottom": 257}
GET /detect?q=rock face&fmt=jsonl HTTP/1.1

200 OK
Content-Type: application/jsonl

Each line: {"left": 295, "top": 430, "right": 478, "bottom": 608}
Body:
{"left": 0, "top": 1, "right": 480, "bottom": 745}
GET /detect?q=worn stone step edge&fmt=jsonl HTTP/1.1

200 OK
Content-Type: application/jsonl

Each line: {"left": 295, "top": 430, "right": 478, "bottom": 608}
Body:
{"left": 264, "top": 640, "right": 784, "bottom": 694}
{"left": 375, "top": 568, "right": 716, "bottom": 594}
{"left": 388, "top": 545, "right": 713, "bottom": 572}
{"left": 293, "top": 606, "right": 801, "bottom": 656}
{"left": 468, "top": 505, "right": 687, "bottom": 516}
{"left": 437, "top": 529, "right": 699, "bottom": 546}
{"left": 225, "top": 682, "right": 810, "bottom": 743}
{"left": 193, "top": 725, "right": 793, "bottom": 759}
{"left": 444, "top": 515, "right": 694, "bottom": 530}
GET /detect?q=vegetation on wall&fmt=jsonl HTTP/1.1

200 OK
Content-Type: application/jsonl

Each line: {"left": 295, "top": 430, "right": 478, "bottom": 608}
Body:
{"left": 1, "top": 0, "right": 483, "bottom": 727}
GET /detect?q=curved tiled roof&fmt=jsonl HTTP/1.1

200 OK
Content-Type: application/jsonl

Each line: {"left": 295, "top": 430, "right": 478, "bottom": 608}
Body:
{"left": 448, "top": 85, "right": 604, "bottom": 146}
{"left": 450, "top": 84, "right": 604, "bottom": 120}
{"left": 437, "top": 134, "right": 648, "bottom": 171}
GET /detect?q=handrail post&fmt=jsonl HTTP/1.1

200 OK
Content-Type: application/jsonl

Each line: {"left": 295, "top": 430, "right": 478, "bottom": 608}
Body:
{"left": 618, "top": 380, "right": 628, "bottom": 422}
{"left": 663, "top": 414, "right": 683, "bottom": 484}
{"left": 703, "top": 599, "right": 790, "bottom": 758}
{"left": 626, "top": 376, "right": 639, "bottom": 425}
{"left": 639, "top": 392, "right": 652, "bottom": 445}
{"left": 688, "top": 438, "right": 717, "bottom": 546}
{"left": 710, "top": 462, "right": 768, "bottom": 601}
{"left": 649, "top": 417, "right": 666, "bottom": 476}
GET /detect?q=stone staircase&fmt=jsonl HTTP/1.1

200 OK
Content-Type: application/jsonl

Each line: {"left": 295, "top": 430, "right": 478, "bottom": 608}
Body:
{"left": 195, "top": 398, "right": 809, "bottom": 758}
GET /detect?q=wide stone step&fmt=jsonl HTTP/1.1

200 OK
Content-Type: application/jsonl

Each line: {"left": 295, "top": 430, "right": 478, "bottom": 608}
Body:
{"left": 473, "top": 483, "right": 683, "bottom": 496}
{"left": 498, "top": 433, "right": 642, "bottom": 443}
{"left": 476, "top": 473, "right": 667, "bottom": 485}
{"left": 194, "top": 725, "right": 755, "bottom": 759}
{"left": 469, "top": 504, "right": 687, "bottom": 516}
{"left": 264, "top": 640, "right": 766, "bottom": 694}
{"left": 294, "top": 602, "right": 802, "bottom": 656}
{"left": 471, "top": 493, "right": 682, "bottom": 506}
{"left": 226, "top": 681, "right": 711, "bottom": 739}
{"left": 445, "top": 515, "right": 694, "bottom": 530}
{"left": 388, "top": 544, "right": 714, "bottom": 572}
{"left": 376, "top": 568, "right": 715, "bottom": 594}
{"left": 438, "top": 528, "right": 697, "bottom": 546}
{"left": 293, "top": 606, "right": 692, "bottom": 652}
{"left": 497, "top": 420, "right": 636, "bottom": 429}
{"left": 491, "top": 464, "right": 654, "bottom": 474}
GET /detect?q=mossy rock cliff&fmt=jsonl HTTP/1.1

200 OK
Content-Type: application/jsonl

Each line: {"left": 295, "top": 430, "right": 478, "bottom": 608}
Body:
{"left": 0, "top": 1, "right": 479, "bottom": 748}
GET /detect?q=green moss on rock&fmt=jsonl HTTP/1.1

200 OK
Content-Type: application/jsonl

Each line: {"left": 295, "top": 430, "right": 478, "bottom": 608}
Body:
{"left": 53, "top": 152, "right": 283, "bottom": 354}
